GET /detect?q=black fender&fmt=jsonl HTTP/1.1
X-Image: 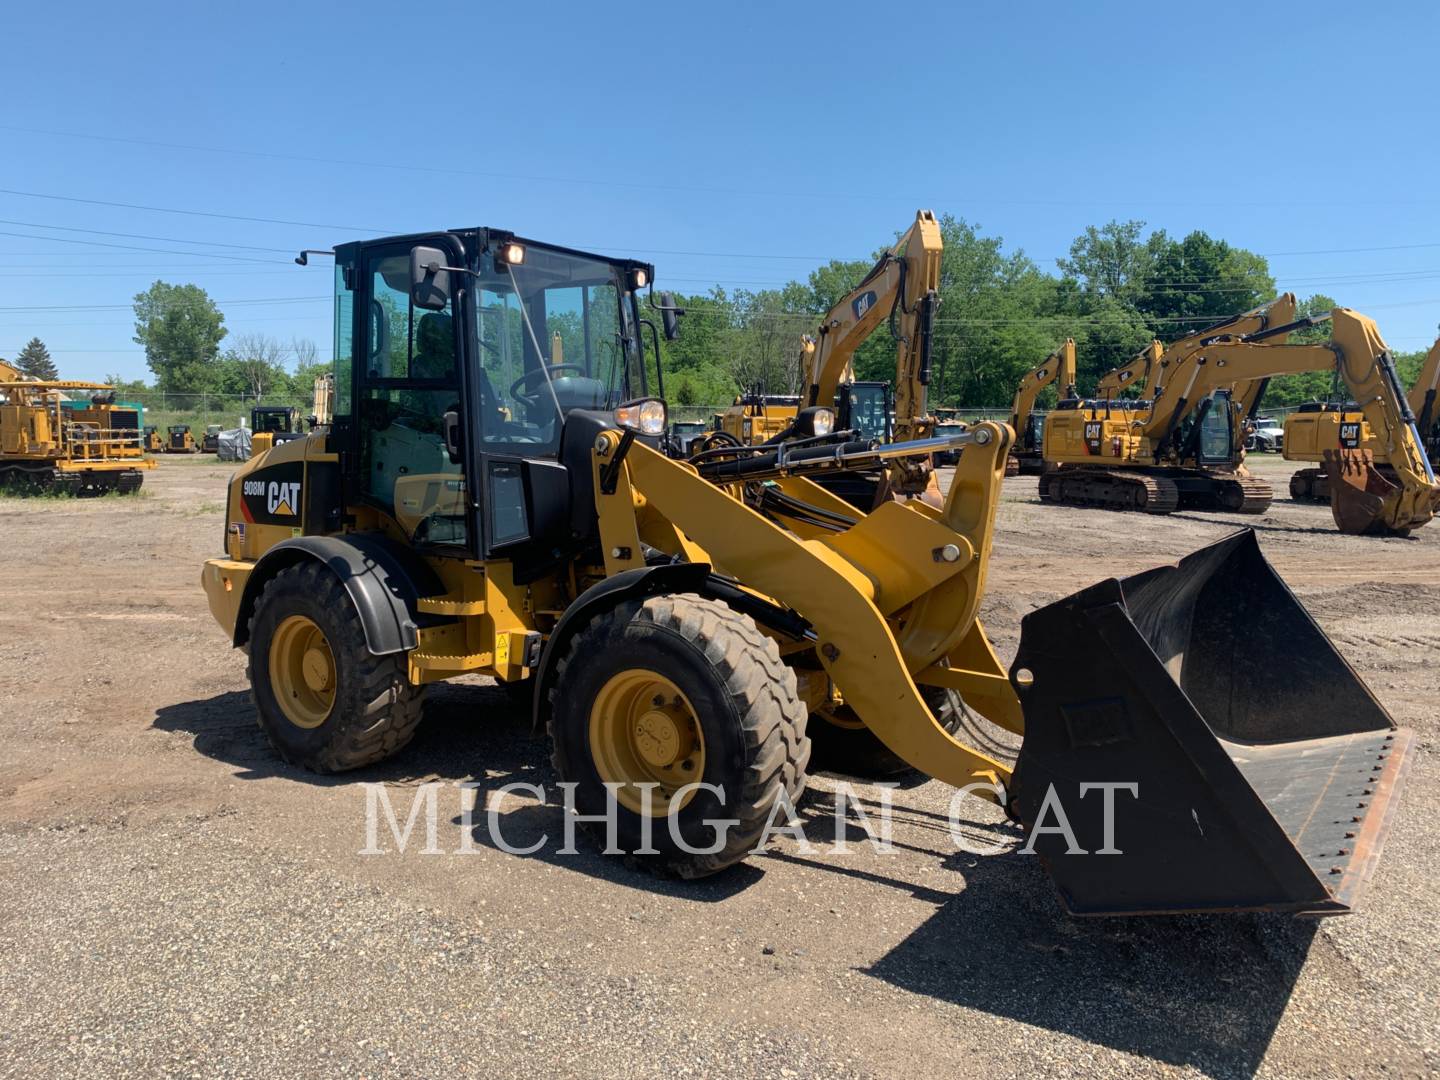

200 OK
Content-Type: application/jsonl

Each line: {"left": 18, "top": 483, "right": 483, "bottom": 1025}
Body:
{"left": 233, "top": 534, "right": 447, "bottom": 656}
{"left": 531, "top": 562, "right": 813, "bottom": 728}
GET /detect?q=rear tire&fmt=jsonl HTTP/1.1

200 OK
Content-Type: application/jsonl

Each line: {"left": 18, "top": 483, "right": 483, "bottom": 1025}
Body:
{"left": 247, "top": 561, "right": 426, "bottom": 772}
{"left": 548, "top": 593, "right": 810, "bottom": 877}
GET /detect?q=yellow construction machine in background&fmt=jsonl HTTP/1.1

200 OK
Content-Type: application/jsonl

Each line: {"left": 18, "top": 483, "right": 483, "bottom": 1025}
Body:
{"left": 1284, "top": 335, "right": 1440, "bottom": 501}
{"left": 1006, "top": 338, "right": 1075, "bottom": 475}
{"left": 1041, "top": 297, "right": 1440, "bottom": 534}
{"left": 199, "top": 226, "right": 1413, "bottom": 917}
{"left": 0, "top": 360, "right": 152, "bottom": 494}
{"left": 162, "top": 424, "right": 200, "bottom": 453}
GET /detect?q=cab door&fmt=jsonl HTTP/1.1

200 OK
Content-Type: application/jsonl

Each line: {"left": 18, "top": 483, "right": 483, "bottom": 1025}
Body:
{"left": 350, "top": 235, "right": 476, "bottom": 554}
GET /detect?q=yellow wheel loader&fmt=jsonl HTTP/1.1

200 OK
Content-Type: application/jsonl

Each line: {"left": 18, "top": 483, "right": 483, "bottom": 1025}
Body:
{"left": 1284, "top": 335, "right": 1440, "bottom": 501}
{"left": 200, "top": 227, "right": 1413, "bottom": 916}
{"left": 0, "top": 363, "right": 152, "bottom": 494}
{"left": 1007, "top": 339, "right": 1076, "bottom": 476}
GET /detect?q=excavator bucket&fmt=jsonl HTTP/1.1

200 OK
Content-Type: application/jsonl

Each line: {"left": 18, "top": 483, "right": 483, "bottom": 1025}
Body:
{"left": 1323, "top": 448, "right": 1399, "bottom": 535}
{"left": 1008, "top": 530, "right": 1411, "bottom": 916}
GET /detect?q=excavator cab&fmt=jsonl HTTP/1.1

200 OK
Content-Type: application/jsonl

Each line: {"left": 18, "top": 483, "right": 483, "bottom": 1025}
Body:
{"left": 1192, "top": 390, "right": 1239, "bottom": 468}
{"left": 836, "top": 381, "right": 893, "bottom": 442}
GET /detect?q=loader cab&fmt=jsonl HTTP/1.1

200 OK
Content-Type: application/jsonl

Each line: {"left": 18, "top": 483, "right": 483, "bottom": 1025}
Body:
{"left": 332, "top": 230, "right": 654, "bottom": 564}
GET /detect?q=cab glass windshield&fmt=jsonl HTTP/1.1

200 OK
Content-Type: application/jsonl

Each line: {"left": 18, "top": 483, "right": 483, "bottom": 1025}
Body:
{"left": 471, "top": 245, "right": 638, "bottom": 454}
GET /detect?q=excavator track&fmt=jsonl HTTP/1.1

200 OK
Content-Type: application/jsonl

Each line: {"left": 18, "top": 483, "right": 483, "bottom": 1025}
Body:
{"left": 1040, "top": 467, "right": 1180, "bottom": 514}
{"left": 1290, "top": 467, "right": 1328, "bottom": 503}
{"left": 1215, "top": 475, "right": 1273, "bottom": 514}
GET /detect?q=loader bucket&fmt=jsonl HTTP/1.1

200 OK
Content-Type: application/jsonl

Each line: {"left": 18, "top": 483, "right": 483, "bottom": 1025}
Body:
{"left": 1323, "top": 448, "right": 1398, "bottom": 535}
{"left": 1008, "top": 530, "right": 1411, "bottom": 916}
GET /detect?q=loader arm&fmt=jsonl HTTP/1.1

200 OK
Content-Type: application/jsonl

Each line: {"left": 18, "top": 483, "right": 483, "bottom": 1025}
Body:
{"left": 1159, "top": 311, "right": 1439, "bottom": 533}
{"left": 598, "top": 423, "right": 1022, "bottom": 793}
{"left": 1010, "top": 339, "right": 1075, "bottom": 435}
{"left": 803, "top": 211, "right": 942, "bottom": 441}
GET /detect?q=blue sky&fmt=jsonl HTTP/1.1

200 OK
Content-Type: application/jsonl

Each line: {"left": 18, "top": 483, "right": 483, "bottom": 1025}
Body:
{"left": 3, "top": 0, "right": 1438, "bottom": 382}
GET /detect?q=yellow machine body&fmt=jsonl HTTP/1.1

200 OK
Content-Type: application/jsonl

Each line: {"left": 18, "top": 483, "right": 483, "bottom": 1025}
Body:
{"left": 199, "top": 228, "right": 1413, "bottom": 918}
{"left": 0, "top": 363, "right": 152, "bottom": 493}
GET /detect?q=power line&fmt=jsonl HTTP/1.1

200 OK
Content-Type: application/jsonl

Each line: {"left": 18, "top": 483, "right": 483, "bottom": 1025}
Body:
{"left": 0, "top": 295, "right": 327, "bottom": 312}
{"left": 0, "top": 230, "right": 287, "bottom": 264}
{"left": 9, "top": 124, "right": 1440, "bottom": 211}
{"left": 0, "top": 217, "right": 295, "bottom": 253}
{"left": 0, "top": 187, "right": 382, "bottom": 233}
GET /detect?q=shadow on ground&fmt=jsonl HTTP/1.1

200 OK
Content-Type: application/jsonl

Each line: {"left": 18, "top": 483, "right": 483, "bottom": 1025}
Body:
{"left": 152, "top": 682, "right": 763, "bottom": 901}
{"left": 157, "top": 686, "right": 1313, "bottom": 1073}
{"left": 866, "top": 848, "right": 1314, "bottom": 1079}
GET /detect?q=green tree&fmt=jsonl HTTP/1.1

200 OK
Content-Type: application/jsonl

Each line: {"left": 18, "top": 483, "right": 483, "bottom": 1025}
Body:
{"left": 132, "top": 281, "right": 227, "bottom": 395}
{"left": 15, "top": 337, "right": 58, "bottom": 380}
{"left": 1056, "top": 220, "right": 1152, "bottom": 304}
{"left": 214, "top": 333, "right": 291, "bottom": 399}
{"left": 1137, "top": 231, "right": 1276, "bottom": 330}
{"left": 103, "top": 372, "right": 151, "bottom": 396}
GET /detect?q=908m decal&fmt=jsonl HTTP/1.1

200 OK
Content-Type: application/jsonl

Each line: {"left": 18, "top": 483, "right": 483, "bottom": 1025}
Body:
{"left": 238, "top": 461, "right": 305, "bottom": 525}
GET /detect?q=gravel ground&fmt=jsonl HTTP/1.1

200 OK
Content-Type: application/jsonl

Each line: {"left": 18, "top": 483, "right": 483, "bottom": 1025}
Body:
{"left": 0, "top": 453, "right": 1435, "bottom": 1079}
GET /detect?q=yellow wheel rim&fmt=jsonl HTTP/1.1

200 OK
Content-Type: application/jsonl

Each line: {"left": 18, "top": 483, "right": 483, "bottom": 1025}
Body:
{"left": 588, "top": 670, "right": 705, "bottom": 816}
{"left": 268, "top": 614, "right": 336, "bottom": 729}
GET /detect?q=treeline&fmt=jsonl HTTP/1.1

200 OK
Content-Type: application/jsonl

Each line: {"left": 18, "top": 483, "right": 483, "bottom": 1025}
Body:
{"left": 103, "top": 219, "right": 1434, "bottom": 412}
{"left": 107, "top": 282, "right": 327, "bottom": 401}
{"left": 648, "top": 216, "right": 1434, "bottom": 410}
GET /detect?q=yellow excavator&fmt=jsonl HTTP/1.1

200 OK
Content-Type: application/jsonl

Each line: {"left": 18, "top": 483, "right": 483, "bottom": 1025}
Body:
{"left": 195, "top": 226, "right": 1415, "bottom": 917}
{"left": 1044, "top": 302, "right": 1439, "bottom": 534}
{"left": 706, "top": 211, "right": 941, "bottom": 513}
{"left": 710, "top": 210, "right": 940, "bottom": 483}
{"left": 1285, "top": 335, "right": 1440, "bottom": 501}
{"left": 0, "top": 360, "right": 152, "bottom": 493}
{"left": 1007, "top": 339, "right": 1076, "bottom": 475}
{"left": 1041, "top": 296, "right": 1297, "bottom": 516}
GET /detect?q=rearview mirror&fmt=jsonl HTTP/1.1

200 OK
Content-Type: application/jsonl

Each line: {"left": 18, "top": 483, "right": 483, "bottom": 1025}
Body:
{"left": 657, "top": 291, "right": 684, "bottom": 341}
{"left": 410, "top": 246, "right": 453, "bottom": 311}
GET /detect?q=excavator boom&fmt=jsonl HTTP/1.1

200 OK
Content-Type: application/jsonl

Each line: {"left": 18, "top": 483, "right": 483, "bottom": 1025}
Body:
{"left": 802, "top": 210, "right": 942, "bottom": 442}
{"left": 1007, "top": 339, "right": 1075, "bottom": 473}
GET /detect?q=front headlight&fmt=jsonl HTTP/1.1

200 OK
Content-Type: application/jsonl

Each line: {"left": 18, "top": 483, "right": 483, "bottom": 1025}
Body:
{"left": 795, "top": 406, "right": 834, "bottom": 438}
{"left": 615, "top": 398, "right": 667, "bottom": 437}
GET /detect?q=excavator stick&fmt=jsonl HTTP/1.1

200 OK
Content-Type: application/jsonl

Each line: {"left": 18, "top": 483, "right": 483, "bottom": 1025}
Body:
{"left": 1324, "top": 448, "right": 1403, "bottom": 536}
{"left": 1009, "top": 530, "right": 1412, "bottom": 916}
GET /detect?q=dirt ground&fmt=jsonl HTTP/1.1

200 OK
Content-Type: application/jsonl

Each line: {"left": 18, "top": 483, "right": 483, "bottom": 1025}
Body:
{"left": 1, "top": 453, "right": 1436, "bottom": 1079}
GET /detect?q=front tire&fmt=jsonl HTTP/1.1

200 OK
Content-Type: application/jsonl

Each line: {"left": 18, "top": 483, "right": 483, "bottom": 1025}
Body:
{"left": 247, "top": 561, "right": 426, "bottom": 772}
{"left": 548, "top": 593, "right": 810, "bottom": 877}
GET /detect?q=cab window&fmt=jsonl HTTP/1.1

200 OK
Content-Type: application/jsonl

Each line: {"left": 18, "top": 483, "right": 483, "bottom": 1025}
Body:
{"left": 360, "top": 249, "right": 467, "bottom": 547}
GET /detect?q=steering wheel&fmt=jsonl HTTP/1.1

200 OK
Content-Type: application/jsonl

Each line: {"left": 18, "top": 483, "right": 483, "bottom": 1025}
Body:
{"left": 509, "top": 364, "right": 585, "bottom": 406}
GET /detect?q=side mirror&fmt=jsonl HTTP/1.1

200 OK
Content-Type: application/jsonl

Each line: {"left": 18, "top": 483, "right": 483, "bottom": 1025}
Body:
{"left": 443, "top": 409, "right": 462, "bottom": 464}
{"left": 410, "top": 246, "right": 453, "bottom": 311}
{"left": 657, "top": 291, "right": 684, "bottom": 341}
